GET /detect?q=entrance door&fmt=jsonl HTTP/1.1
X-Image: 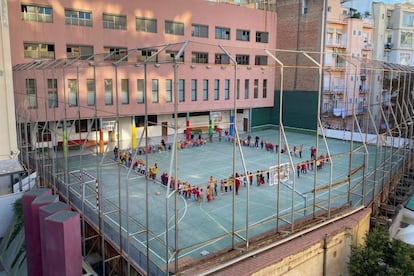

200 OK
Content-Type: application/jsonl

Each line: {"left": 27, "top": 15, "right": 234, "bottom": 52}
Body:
{"left": 243, "top": 118, "right": 249, "bottom": 132}
{"left": 162, "top": 122, "right": 168, "bottom": 137}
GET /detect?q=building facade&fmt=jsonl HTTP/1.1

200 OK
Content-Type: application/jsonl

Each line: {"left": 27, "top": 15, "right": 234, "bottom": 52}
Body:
{"left": 9, "top": 0, "right": 277, "bottom": 149}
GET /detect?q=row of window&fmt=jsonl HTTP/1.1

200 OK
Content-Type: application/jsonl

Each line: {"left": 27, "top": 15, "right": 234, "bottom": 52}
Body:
{"left": 21, "top": 4, "right": 269, "bottom": 43}
{"left": 24, "top": 42, "right": 269, "bottom": 65}
{"left": 26, "top": 78, "right": 268, "bottom": 109}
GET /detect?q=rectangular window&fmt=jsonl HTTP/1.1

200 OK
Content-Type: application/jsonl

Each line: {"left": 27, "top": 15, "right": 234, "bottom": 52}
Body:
{"left": 64, "top": 9, "right": 92, "bottom": 26}
{"left": 401, "top": 32, "right": 413, "bottom": 47}
{"left": 103, "top": 13, "right": 126, "bottom": 30}
{"left": 104, "top": 79, "right": 113, "bottom": 105}
{"left": 192, "top": 52, "right": 208, "bottom": 64}
{"left": 214, "top": 79, "right": 220, "bottom": 100}
{"left": 24, "top": 42, "right": 55, "bottom": 59}
{"left": 236, "top": 29, "right": 250, "bottom": 41}
{"left": 165, "top": 80, "right": 172, "bottom": 103}
{"left": 191, "top": 79, "right": 197, "bottom": 101}
{"left": 255, "top": 55, "right": 268, "bottom": 65}
{"left": 121, "top": 79, "right": 129, "bottom": 104}
{"left": 179, "top": 79, "right": 185, "bottom": 102}
{"left": 103, "top": 47, "right": 128, "bottom": 61}
{"left": 224, "top": 79, "right": 230, "bottom": 100}
{"left": 66, "top": 44, "right": 93, "bottom": 59}
{"left": 192, "top": 24, "right": 208, "bottom": 37}
{"left": 47, "top": 79, "right": 57, "bottom": 108}
{"left": 256, "top": 31, "right": 269, "bottom": 43}
{"left": 87, "top": 79, "right": 95, "bottom": 106}
{"left": 203, "top": 79, "right": 209, "bottom": 101}
{"left": 403, "top": 12, "right": 414, "bottom": 27}
{"left": 244, "top": 79, "right": 249, "bottom": 99}
{"left": 152, "top": 79, "right": 159, "bottom": 103}
{"left": 21, "top": 4, "right": 52, "bottom": 23}
{"left": 137, "top": 49, "right": 158, "bottom": 62}
{"left": 165, "top": 20, "right": 184, "bottom": 35}
{"left": 215, "top": 27, "right": 230, "bottom": 40}
{"left": 68, "top": 79, "right": 78, "bottom": 106}
{"left": 254, "top": 79, "right": 259, "bottom": 98}
{"left": 165, "top": 50, "right": 184, "bottom": 63}
{"left": 263, "top": 79, "right": 267, "bottom": 98}
{"left": 236, "top": 54, "right": 250, "bottom": 65}
{"left": 136, "top": 17, "right": 157, "bottom": 33}
{"left": 215, "top": 53, "right": 230, "bottom": 64}
{"left": 236, "top": 79, "right": 240, "bottom": 99}
{"left": 26, "top": 79, "right": 37, "bottom": 108}
{"left": 137, "top": 79, "right": 144, "bottom": 103}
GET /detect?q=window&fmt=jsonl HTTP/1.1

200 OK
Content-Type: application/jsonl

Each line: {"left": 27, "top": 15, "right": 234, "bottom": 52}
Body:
{"left": 191, "top": 79, "right": 197, "bottom": 101}
{"left": 121, "top": 79, "right": 129, "bottom": 104}
{"left": 64, "top": 9, "right": 92, "bottom": 26}
{"left": 236, "top": 54, "right": 249, "bottom": 65}
{"left": 165, "top": 80, "right": 172, "bottom": 103}
{"left": 179, "top": 80, "right": 185, "bottom": 102}
{"left": 137, "top": 79, "right": 144, "bottom": 103}
{"left": 236, "top": 29, "right": 250, "bottom": 41}
{"left": 103, "top": 13, "right": 126, "bottom": 30}
{"left": 165, "top": 50, "right": 184, "bottom": 63}
{"left": 24, "top": 43, "right": 55, "bottom": 59}
{"left": 214, "top": 79, "right": 220, "bottom": 100}
{"left": 403, "top": 12, "right": 414, "bottom": 27}
{"left": 26, "top": 79, "right": 37, "bottom": 108}
{"left": 21, "top": 4, "right": 52, "bottom": 22}
{"left": 104, "top": 79, "right": 113, "bottom": 105}
{"left": 192, "top": 24, "right": 208, "bottom": 38}
{"left": 103, "top": 47, "right": 128, "bottom": 61}
{"left": 47, "top": 79, "right": 57, "bottom": 108}
{"left": 263, "top": 79, "right": 267, "bottom": 98}
{"left": 236, "top": 79, "right": 240, "bottom": 99}
{"left": 203, "top": 79, "right": 209, "bottom": 101}
{"left": 215, "top": 53, "right": 230, "bottom": 64}
{"left": 68, "top": 79, "right": 78, "bottom": 106}
{"left": 254, "top": 79, "right": 259, "bottom": 98}
{"left": 152, "top": 79, "right": 159, "bottom": 103}
{"left": 255, "top": 55, "right": 268, "bottom": 65}
{"left": 215, "top": 27, "right": 230, "bottom": 40}
{"left": 224, "top": 79, "right": 230, "bottom": 100}
{"left": 137, "top": 49, "right": 158, "bottom": 62}
{"left": 244, "top": 79, "right": 249, "bottom": 99}
{"left": 165, "top": 20, "right": 184, "bottom": 35}
{"left": 66, "top": 45, "right": 93, "bottom": 59}
{"left": 401, "top": 32, "right": 413, "bottom": 47}
{"left": 302, "top": 0, "right": 309, "bottom": 14}
{"left": 256, "top": 31, "right": 269, "bottom": 43}
{"left": 192, "top": 52, "right": 208, "bottom": 64}
{"left": 136, "top": 17, "right": 157, "bottom": 33}
{"left": 87, "top": 79, "right": 95, "bottom": 106}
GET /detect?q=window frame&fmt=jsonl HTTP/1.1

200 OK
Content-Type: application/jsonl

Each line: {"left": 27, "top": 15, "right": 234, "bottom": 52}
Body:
{"left": 192, "top": 23, "right": 208, "bottom": 38}
{"left": 179, "top": 79, "right": 185, "bottom": 102}
{"left": 165, "top": 79, "right": 172, "bottom": 103}
{"left": 224, "top": 79, "right": 230, "bottom": 100}
{"left": 104, "top": 79, "right": 113, "bottom": 105}
{"left": 47, "top": 78, "right": 58, "bottom": 108}
{"left": 203, "top": 79, "right": 209, "bottom": 101}
{"left": 236, "top": 29, "right": 250, "bottom": 41}
{"left": 191, "top": 79, "right": 197, "bottom": 101}
{"left": 64, "top": 9, "right": 92, "bottom": 26}
{"left": 192, "top": 52, "right": 209, "bottom": 64}
{"left": 214, "top": 79, "right": 220, "bottom": 100}
{"left": 21, "top": 4, "right": 53, "bottom": 23}
{"left": 136, "top": 17, "right": 157, "bottom": 33}
{"left": 102, "top": 13, "right": 127, "bottom": 30}
{"left": 137, "top": 79, "right": 144, "bottom": 104}
{"left": 256, "top": 31, "right": 269, "bottom": 43}
{"left": 152, "top": 79, "right": 159, "bottom": 103}
{"left": 68, "top": 79, "right": 78, "bottom": 107}
{"left": 215, "top": 26, "right": 230, "bottom": 40}
{"left": 87, "top": 79, "right": 96, "bottom": 106}
{"left": 121, "top": 79, "right": 129, "bottom": 104}
{"left": 26, "top": 78, "right": 37, "bottom": 109}
{"left": 165, "top": 20, "right": 184, "bottom": 35}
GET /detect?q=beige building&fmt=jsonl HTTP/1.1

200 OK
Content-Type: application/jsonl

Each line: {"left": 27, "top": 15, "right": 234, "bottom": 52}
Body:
{"left": 322, "top": 0, "right": 374, "bottom": 131}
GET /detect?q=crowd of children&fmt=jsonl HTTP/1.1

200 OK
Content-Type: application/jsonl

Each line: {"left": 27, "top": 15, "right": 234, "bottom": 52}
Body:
{"left": 113, "top": 132, "right": 332, "bottom": 203}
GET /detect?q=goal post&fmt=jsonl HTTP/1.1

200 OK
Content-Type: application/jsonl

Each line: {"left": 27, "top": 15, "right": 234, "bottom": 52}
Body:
{"left": 269, "top": 162, "right": 290, "bottom": 186}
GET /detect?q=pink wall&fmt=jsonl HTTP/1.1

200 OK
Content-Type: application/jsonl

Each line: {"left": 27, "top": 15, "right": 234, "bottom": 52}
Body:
{"left": 8, "top": 0, "right": 277, "bottom": 122}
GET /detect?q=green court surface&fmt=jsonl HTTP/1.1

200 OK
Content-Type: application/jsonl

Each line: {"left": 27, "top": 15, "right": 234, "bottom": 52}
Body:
{"left": 53, "top": 127, "right": 396, "bottom": 270}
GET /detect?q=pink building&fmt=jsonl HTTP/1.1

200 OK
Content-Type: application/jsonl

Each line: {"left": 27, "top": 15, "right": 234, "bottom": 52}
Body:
{"left": 8, "top": 0, "right": 277, "bottom": 149}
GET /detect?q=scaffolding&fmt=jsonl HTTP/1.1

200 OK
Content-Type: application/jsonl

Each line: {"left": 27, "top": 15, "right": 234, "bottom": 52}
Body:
{"left": 13, "top": 41, "right": 414, "bottom": 275}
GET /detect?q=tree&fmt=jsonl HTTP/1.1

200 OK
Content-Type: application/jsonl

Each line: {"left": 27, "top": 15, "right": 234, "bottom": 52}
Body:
{"left": 348, "top": 227, "right": 414, "bottom": 275}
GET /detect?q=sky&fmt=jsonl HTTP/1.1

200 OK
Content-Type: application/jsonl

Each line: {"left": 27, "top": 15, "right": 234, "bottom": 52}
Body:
{"left": 342, "top": 0, "right": 414, "bottom": 13}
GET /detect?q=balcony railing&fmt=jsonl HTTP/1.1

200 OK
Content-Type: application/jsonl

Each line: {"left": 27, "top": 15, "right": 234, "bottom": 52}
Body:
{"left": 24, "top": 50, "right": 55, "bottom": 59}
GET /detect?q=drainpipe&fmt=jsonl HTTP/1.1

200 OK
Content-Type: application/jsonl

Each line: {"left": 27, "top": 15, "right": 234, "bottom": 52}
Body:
{"left": 323, "top": 233, "right": 328, "bottom": 276}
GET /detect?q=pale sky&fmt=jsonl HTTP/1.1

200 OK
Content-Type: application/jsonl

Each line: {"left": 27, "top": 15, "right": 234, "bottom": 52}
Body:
{"left": 343, "top": 0, "right": 414, "bottom": 13}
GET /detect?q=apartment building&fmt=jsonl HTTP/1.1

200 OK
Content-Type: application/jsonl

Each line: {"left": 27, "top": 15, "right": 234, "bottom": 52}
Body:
{"left": 372, "top": 1, "right": 414, "bottom": 132}
{"left": 322, "top": 0, "right": 374, "bottom": 131}
{"left": 9, "top": 0, "right": 277, "bottom": 149}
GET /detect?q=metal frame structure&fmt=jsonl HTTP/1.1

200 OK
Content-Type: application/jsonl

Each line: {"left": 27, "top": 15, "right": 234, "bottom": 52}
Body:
{"left": 13, "top": 41, "right": 414, "bottom": 275}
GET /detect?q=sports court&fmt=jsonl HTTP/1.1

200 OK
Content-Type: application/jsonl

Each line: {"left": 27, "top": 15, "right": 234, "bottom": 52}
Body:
{"left": 48, "top": 126, "right": 397, "bottom": 273}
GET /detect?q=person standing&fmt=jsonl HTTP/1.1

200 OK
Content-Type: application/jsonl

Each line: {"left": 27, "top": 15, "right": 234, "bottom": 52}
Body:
{"left": 150, "top": 163, "right": 158, "bottom": 180}
{"left": 235, "top": 173, "right": 241, "bottom": 195}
